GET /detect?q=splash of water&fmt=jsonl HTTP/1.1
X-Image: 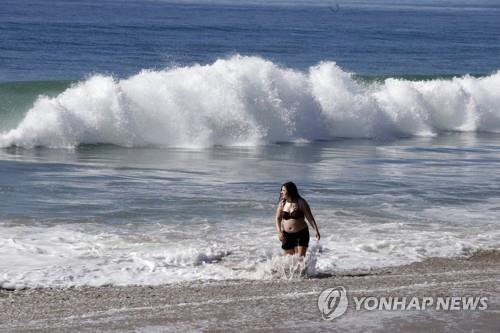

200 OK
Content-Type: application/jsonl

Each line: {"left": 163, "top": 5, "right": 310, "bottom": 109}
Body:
{"left": 1, "top": 55, "right": 499, "bottom": 148}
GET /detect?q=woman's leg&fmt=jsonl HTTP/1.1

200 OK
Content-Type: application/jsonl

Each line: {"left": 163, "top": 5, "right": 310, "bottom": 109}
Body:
{"left": 296, "top": 246, "right": 307, "bottom": 257}
{"left": 295, "top": 246, "right": 307, "bottom": 275}
{"left": 282, "top": 231, "right": 295, "bottom": 256}
{"left": 296, "top": 228, "right": 309, "bottom": 257}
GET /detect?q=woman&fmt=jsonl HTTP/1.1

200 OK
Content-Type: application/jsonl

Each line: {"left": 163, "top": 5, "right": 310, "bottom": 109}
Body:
{"left": 275, "top": 182, "right": 320, "bottom": 256}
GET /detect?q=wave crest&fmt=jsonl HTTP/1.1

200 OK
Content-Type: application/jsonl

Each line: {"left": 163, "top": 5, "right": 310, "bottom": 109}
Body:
{"left": 1, "top": 55, "right": 499, "bottom": 148}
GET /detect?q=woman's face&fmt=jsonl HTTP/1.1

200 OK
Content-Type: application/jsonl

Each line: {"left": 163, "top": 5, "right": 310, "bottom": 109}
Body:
{"left": 281, "top": 186, "right": 289, "bottom": 200}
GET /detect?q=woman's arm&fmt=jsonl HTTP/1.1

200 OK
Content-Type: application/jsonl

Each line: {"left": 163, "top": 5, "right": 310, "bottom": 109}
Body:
{"left": 275, "top": 201, "right": 284, "bottom": 241}
{"left": 301, "top": 199, "right": 320, "bottom": 240}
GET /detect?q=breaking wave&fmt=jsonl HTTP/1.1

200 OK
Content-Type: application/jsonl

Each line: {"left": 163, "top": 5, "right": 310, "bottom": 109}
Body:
{"left": 1, "top": 55, "right": 499, "bottom": 148}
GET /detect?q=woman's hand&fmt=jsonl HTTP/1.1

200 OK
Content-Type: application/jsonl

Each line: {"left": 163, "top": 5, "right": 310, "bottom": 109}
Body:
{"left": 278, "top": 231, "right": 284, "bottom": 241}
{"left": 315, "top": 230, "right": 321, "bottom": 241}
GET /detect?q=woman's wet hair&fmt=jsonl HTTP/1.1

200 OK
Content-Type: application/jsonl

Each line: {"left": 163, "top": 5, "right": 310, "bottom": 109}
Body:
{"left": 279, "top": 181, "right": 301, "bottom": 203}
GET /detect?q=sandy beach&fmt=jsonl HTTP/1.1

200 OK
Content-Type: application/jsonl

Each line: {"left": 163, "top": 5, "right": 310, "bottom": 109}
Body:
{"left": 1, "top": 250, "right": 499, "bottom": 333}
{"left": 2, "top": 1, "right": 500, "bottom": 332}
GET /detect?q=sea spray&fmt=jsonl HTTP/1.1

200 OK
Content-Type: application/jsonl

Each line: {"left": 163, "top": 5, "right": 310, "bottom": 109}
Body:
{"left": 1, "top": 55, "right": 499, "bottom": 148}
{"left": 265, "top": 241, "right": 322, "bottom": 280}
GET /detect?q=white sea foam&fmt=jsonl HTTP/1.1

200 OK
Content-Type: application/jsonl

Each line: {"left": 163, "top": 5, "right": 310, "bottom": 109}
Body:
{"left": 1, "top": 55, "right": 499, "bottom": 148}
{"left": 1, "top": 217, "right": 499, "bottom": 289}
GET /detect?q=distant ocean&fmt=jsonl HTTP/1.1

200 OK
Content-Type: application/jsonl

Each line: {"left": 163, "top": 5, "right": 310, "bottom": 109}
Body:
{"left": 1, "top": 0, "right": 499, "bottom": 289}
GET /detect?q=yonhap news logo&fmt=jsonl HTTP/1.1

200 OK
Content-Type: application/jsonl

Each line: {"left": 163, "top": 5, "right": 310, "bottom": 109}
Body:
{"left": 318, "top": 286, "right": 488, "bottom": 320}
{"left": 317, "top": 286, "right": 349, "bottom": 320}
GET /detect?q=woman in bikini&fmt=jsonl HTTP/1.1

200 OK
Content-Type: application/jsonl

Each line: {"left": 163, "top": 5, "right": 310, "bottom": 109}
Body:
{"left": 275, "top": 182, "right": 320, "bottom": 256}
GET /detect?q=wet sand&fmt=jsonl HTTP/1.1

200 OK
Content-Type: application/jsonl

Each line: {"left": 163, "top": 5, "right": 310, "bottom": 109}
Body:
{"left": 1, "top": 250, "right": 499, "bottom": 332}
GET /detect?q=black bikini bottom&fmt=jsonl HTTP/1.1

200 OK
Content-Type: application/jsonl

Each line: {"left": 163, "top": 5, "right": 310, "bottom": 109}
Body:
{"left": 282, "top": 227, "right": 309, "bottom": 250}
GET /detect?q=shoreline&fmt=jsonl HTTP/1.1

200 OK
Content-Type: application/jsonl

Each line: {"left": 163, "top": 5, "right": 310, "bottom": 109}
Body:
{"left": 2, "top": 250, "right": 499, "bottom": 332}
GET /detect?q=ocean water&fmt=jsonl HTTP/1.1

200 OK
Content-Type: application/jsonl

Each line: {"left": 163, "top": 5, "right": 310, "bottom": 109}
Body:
{"left": 1, "top": 0, "right": 500, "bottom": 288}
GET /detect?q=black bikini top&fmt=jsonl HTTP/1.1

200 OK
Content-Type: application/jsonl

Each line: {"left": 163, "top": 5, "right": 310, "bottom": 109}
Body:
{"left": 282, "top": 209, "right": 304, "bottom": 220}
{"left": 281, "top": 201, "right": 305, "bottom": 220}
